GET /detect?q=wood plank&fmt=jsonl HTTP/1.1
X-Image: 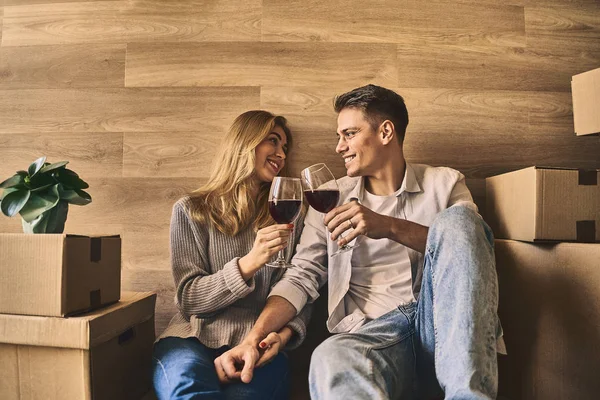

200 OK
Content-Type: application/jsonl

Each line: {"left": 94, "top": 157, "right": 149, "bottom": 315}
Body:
{"left": 2, "top": 0, "right": 261, "bottom": 46}
{"left": 123, "top": 132, "right": 221, "bottom": 178}
{"left": 63, "top": 177, "right": 203, "bottom": 227}
{"left": 4, "top": 0, "right": 114, "bottom": 4}
{"left": 263, "top": 0, "right": 525, "bottom": 47}
{"left": 125, "top": 42, "right": 397, "bottom": 87}
{"left": 402, "top": 89, "right": 600, "bottom": 178}
{"left": 396, "top": 43, "right": 599, "bottom": 92}
{"left": 0, "top": 44, "right": 125, "bottom": 89}
{"left": 121, "top": 268, "right": 177, "bottom": 335}
{"left": 122, "top": 228, "right": 171, "bottom": 272}
{"left": 0, "top": 132, "right": 123, "bottom": 179}
{"left": 261, "top": 86, "right": 344, "bottom": 178}
{"left": 262, "top": 86, "right": 600, "bottom": 180}
{"left": 0, "top": 87, "right": 260, "bottom": 133}
{"left": 525, "top": 4, "right": 600, "bottom": 56}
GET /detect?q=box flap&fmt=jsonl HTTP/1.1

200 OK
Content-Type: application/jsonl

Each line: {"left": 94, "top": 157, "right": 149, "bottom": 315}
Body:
{"left": 66, "top": 234, "right": 121, "bottom": 239}
{"left": 0, "top": 292, "right": 156, "bottom": 349}
{"left": 0, "top": 234, "right": 66, "bottom": 316}
{"left": 572, "top": 67, "right": 600, "bottom": 136}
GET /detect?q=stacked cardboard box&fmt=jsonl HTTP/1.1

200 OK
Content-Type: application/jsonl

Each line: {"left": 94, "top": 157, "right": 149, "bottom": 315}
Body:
{"left": 0, "top": 234, "right": 157, "bottom": 400}
{"left": 571, "top": 67, "right": 600, "bottom": 136}
{"left": 487, "top": 168, "right": 599, "bottom": 400}
{"left": 486, "top": 69, "right": 600, "bottom": 400}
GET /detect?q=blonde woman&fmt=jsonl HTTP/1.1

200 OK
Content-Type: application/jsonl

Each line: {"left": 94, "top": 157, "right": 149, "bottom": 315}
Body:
{"left": 152, "top": 111, "right": 309, "bottom": 400}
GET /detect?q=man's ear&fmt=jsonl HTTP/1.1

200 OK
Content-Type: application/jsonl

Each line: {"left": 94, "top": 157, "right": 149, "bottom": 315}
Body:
{"left": 380, "top": 120, "right": 395, "bottom": 145}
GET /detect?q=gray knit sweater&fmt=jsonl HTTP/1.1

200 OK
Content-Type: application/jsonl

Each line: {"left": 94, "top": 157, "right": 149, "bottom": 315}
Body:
{"left": 157, "top": 196, "right": 311, "bottom": 350}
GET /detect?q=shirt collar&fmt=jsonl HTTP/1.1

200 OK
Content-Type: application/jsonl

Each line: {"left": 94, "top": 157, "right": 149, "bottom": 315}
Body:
{"left": 350, "top": 162, "right": 422, "bottom": 201}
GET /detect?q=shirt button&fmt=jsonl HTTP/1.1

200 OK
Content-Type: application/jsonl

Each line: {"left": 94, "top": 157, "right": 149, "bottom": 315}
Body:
{"left": 349, "top": 315, "right": 354, "bottom": 322}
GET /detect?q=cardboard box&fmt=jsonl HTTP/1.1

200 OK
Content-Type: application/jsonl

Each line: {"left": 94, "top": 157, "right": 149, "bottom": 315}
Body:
{"left": 572, "top": 67, "right": 600, "bottom": 136}
{"left": 0, "top": 291, "right": 156, "bottom": 400}
{"left": 495, "top": 240, "right": 600, "bottom": 400}
{"left": 486, "top": 167, "right": 599, "bottom": 242}
{"left": 0, "top": 234, "right": 121, "bottom": 317}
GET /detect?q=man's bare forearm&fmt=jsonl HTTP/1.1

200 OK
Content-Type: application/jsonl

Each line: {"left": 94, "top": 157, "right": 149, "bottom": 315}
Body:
{"left": 243, "top": 295, "right": 297, "bottom": 345}
{"left": 389, "top": 217, "right": 428, "bottom": 254}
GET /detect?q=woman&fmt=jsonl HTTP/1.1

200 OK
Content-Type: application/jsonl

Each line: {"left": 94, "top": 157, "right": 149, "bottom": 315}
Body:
{"left": 152, "top": 110, "right": 309, "bottom": 399}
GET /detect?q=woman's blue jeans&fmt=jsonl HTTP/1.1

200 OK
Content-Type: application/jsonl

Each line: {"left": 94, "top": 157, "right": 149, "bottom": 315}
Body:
{"left": 152, "top": 337, "right": 290, "bottom": 400}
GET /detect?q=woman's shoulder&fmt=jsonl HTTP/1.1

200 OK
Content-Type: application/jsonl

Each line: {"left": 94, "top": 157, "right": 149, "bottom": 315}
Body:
{"left": 174, "top": 195, "right": 194, "bottom": 210}
{"left": 172, "top": 195, "right": 206, "bottom": 226}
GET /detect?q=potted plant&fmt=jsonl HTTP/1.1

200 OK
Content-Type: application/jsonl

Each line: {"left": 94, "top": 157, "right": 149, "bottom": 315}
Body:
{"left": 0, "top": 156, "right": 92, "bottom": 233}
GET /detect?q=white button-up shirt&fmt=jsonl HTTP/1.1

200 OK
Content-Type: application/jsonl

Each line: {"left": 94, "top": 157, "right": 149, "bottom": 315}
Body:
{"left": 270, "top": 163, "right": 479, "bottom": 333}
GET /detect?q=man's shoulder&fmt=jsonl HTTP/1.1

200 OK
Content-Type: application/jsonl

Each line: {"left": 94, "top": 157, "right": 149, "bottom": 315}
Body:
{"left": 411, "top": 163, "right": 465, "bottom": 183}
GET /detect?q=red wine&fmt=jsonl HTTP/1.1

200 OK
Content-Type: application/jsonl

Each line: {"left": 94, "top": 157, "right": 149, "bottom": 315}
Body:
{"left": 304, "top": 189, "right": 340, "bottom": 213}
{"left": 269, "top": 200, "right": 302, "bottom": 224}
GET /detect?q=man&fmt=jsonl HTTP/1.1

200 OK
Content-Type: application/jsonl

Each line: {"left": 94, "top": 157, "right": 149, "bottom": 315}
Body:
{"left": 216, "top": 84, "right": 504, "bottom": 399}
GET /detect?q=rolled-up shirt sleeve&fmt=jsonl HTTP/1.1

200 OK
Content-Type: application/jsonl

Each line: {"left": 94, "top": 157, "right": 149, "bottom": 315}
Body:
{"left": 269, "top": 206, "right": 329, "bottom": 314}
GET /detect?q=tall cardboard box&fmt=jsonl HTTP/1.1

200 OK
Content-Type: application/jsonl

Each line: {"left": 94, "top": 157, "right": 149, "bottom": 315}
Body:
{"left": 571, "top": 67, "right": 600, "bottom": 136}
{"left": 0, "top": 234, "right": 121, "bottom": 317}
{"left": 0, "top": 291, "right": 156, "bottom": 400}
{"left": 486, "top": 167, "right": 599, "bottom": 242}
{"left": 495, "top": 240, "right": 600, "bottom": 400}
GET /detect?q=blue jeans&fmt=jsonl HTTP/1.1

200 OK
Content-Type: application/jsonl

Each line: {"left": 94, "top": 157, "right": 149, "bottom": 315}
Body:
{"left": 152, "top": 337, "right": 290, "bottom": 400}
{"left": 309, "top": 206, "right": 500, "bottom": 399}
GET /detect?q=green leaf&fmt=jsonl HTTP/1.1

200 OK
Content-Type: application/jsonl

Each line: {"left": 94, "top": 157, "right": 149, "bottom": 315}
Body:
{"left": 0, "top": 187, "right": 18, "bottom": 201}
{"left": 58, "top": 186, "right": 92, "bottom": 205}
{"left": 45, "top": 201, "right": 68, "bottom": 233}
{"left": 28, "top": 156, "right": 47, "bottom": 178}
{"left": 55, "top": 169, "right": 89, "bottom": 189}
{"left": 29, "top": 173, "right": 55, "bottom": 191}
{"left": 19, "top": 184, "right": 60, "bottom": 223}
{"left": 22, "top": 212, "right": 49, "bottom": 234}
{"left": 0, "top": 174, "right": 25, "bottom": 189}
{"left": 0, "top": 189, "right": 30, "bottom": 217}
{"left": 75, "top": 189, "right": 92, "bottom": 204}
{"left": 40, "top": 161, "right": 69, "bottom": 174}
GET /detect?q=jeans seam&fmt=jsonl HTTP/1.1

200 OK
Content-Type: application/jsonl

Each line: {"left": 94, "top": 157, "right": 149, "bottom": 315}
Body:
{"left": 368, "top": 310, "right": 415, "bottom": 352}
{"left": 429, "top": 254, "right": 440, "bottom": 375}
{"left": 153, "top": 356, "right": 171, "bottom": 388}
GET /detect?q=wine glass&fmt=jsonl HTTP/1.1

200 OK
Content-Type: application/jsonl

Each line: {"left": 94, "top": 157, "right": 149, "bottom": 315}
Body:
{"left": 266, "top": 177, "right": 303, "bottom": 268}
{"left": 301, "top": 163, "right": 355, "bottom": 255}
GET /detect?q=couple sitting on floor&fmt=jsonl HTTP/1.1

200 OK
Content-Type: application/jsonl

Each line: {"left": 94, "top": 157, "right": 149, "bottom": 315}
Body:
{"left": 152, "top": 84, "right": 505, "bottom": 400}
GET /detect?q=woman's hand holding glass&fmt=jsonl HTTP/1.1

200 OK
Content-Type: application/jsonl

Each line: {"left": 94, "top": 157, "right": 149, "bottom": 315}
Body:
{"left": 266, "top": 177, "right": 303, "bottom": 268}
{"left": 238, "top": 224, "right": 293, "bottom": 279}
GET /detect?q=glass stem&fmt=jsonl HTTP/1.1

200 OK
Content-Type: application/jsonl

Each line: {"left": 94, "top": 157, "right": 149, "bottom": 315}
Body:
{"left": 277, "top": 249, "right": 286, "bottom": 262}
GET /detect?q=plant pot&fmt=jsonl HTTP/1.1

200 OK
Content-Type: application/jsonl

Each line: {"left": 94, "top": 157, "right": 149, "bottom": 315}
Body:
{"left": 22, "top": 201, "right": 69, "bottom": 234}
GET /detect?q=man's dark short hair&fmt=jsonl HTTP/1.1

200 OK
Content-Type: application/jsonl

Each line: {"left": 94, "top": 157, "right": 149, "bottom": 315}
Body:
{"left": 334, "top": 84, "right": 409, "bottom": 142}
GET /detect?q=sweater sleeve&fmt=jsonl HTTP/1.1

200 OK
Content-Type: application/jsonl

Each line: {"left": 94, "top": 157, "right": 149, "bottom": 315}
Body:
{"left": 284, "top": 302, "right": 313, "bottom": 349}
{"left": 170, "top": 199, "right": 255, "bottom": 320}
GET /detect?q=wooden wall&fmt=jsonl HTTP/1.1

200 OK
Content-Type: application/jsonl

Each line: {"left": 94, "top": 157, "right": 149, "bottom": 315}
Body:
{"left": 1, "top": 0, "right": 599, "bottom": 336}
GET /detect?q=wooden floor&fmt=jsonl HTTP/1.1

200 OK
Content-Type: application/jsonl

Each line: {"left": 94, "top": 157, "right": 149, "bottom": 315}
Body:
{"left": 1, "top": 0, "right": 599, "bottom": 341}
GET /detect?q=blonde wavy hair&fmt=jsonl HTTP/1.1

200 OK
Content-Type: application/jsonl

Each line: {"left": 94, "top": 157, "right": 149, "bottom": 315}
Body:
{"left": 188, "top": 110, "right": 292, "bottom": 236}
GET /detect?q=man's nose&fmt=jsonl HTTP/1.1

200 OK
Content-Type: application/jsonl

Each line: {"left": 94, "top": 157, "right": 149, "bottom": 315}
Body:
{"left": 335, "top": 136, "right": 347, "bottom": 154}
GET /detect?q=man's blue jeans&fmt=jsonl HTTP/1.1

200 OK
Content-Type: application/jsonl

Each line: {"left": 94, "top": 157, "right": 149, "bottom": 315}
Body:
{"left": 152, "top": 337, "right": 290, "bottom": 400}
{"left": 309, "top": 206, "right": 501, "bottom": 399}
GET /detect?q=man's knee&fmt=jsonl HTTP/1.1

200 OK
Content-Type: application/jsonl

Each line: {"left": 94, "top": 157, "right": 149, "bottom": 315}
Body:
{"left": 429, "top": 206, "right": 492, "bottom": 246}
